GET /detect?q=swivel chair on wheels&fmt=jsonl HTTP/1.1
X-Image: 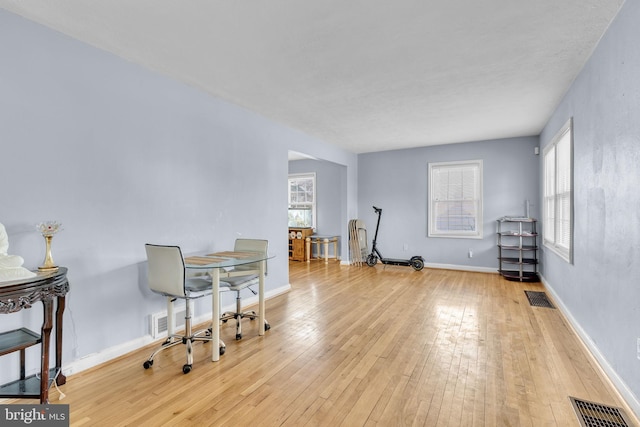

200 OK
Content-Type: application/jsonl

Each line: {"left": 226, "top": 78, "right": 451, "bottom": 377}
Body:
{"left": 142, "top": 244, "right": 224, "bottom": 374}
{"left": 220, "top": 239, "right": 271, "bottom": 340}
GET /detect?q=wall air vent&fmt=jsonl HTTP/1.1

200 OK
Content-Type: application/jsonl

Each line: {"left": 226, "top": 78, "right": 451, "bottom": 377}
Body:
{"left": 151, "top": 308, "right": 186, "bottom": 339}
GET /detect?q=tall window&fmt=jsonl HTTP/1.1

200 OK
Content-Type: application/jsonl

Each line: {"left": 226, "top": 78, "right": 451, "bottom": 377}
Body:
{"left": 428, "top": 160, "right": 483, "bottom": 238}
{"left": 288, "top": 173, "right": 316, "bottom": 229}
{"left": 543, "top": 118, "right": 573, "bottom": 262}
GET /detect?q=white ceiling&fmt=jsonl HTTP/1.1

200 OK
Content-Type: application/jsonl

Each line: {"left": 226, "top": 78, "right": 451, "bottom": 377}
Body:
{"left": 0, "top": 1, "right": 625, "bottom": 154}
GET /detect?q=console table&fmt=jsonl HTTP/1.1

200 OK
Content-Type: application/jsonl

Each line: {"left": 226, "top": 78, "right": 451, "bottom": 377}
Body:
{"left": 306, "top": 235, "right": 339, "bottom": 264}
{"left": 0, "top": 267, "right": 69, "bottom": 403}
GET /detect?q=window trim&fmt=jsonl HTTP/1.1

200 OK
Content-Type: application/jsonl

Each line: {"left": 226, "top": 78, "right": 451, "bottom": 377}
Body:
{"left": 428, "top": 159, "right": 483, "bottom": 239}
{"left": 288, "top": 172, "right": 316, "bottom": 229}
{"left": 542, "top": 118, "right": 573, "bottom": 263}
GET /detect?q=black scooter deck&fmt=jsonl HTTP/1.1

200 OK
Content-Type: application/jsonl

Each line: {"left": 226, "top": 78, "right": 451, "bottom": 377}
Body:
{"left": 381, "top": 258, "right": 412, "bottom": 266}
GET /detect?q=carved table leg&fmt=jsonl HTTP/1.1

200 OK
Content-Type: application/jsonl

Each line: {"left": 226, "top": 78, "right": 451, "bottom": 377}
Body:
{"left": 40, "top": 298, "right": 53, "bottom": 404}
{"left": 55, "top": 295, "right": 66, "bottom": 385}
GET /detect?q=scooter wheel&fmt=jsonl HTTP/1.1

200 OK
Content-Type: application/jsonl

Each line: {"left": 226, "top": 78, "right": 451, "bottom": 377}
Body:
{"left": 366, "top": 254, "right": 378, "bottom": 267}
{"left": 411, "top": 259, "right": 424, "bottom": 271}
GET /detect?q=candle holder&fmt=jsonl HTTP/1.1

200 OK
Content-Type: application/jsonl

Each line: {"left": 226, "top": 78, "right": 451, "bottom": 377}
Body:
{"left": 37, "top": 221, "right": 62, "bottom": 272}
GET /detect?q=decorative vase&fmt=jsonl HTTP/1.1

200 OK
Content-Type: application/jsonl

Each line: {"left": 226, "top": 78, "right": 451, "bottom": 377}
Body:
{"left": 39, "top": 234, "right": 58, "bottom": 271}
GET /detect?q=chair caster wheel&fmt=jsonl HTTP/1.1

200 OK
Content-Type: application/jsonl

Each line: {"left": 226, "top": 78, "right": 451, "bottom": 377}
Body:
{"left": 143, "top": 360, "right": 153, "bottom": 369}
{"left": 236, "top": 333, "right": 242, "bottom": 340}
{"left": 219, "top": 346, "right": 226, "bottom": 355}
{"left": 265, "top": 322, "right": 271, "bottom": 331}
{"left": 222, "top": 319, "right": 228, "bottom": 323}
{"left": 182, "top": 364, "right": 192, "bottom": 374}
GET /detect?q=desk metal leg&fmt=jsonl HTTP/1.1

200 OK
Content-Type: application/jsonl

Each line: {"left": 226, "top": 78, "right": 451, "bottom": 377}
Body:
{"left": 211, "top": 268, "right": 220, "bottom": 362}
{"left": 259, "top": 260, "right": 265, "bottom": 335}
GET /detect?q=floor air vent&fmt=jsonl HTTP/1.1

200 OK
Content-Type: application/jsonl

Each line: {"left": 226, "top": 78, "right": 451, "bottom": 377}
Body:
{"left": 570, "top": 397, "right": 634, "bottom": 427}
{"left": 524, "top": 290, "right": 555, "bottom": 308}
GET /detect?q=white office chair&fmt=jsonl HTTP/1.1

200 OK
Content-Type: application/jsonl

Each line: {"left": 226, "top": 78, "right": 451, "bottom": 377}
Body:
{"left": 220, "top": 239, "right": 271, "bottom": 340}
{"left": 143, "top": 244, "right": 224, "bottom": 374}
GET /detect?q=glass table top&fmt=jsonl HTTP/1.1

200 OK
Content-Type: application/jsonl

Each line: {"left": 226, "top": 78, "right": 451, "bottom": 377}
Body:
{"left": 183, "top": 251, "right": 273, "bottom": 269}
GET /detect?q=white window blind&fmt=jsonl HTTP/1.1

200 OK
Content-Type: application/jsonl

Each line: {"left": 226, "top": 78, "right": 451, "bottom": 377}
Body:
{"left": 428, "top": 160, "right": 483, "bottom": 238}
{"left": 543, "top": 119, "right": 573, "bottom": 262}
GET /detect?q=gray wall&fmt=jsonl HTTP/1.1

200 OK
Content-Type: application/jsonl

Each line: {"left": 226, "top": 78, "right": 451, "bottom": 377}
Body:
{"left": 288, "top": 159, "right": 345, "bottom": 258}
{"left": 0, "top": 9, "right": 358, "bottom": 383}
{"left": 540, "top": 0, "right": 640, "bottom": 410}
{"left": 358, "top": 137, "right": 540, "bottom": 269}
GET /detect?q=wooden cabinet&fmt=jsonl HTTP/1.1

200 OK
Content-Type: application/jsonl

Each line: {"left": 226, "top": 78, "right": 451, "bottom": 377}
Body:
{"left": 289, "top": 228, "right": 313, "bottom": 261}
{"left": 497, "top": 218, "right": 539, "bottom": 282}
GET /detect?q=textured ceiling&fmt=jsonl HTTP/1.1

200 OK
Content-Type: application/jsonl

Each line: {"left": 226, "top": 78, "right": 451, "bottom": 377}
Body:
{"left": 0, "top": 0, "right": 625, "bottom": 154}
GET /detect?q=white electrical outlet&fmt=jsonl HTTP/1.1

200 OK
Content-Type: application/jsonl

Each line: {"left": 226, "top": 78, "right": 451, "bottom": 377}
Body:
{"left": 468, "top": 249, "right": 473, "bottom": 258}
{"left": 636, "top": 338, "right": 640, "bottom": 360}
{"left": 403, "top": 243, "right": 409, "bottom": 251}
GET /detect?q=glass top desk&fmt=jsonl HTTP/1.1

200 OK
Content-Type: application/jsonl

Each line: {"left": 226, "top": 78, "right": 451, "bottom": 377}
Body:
{"left": 184, "top": 251, "right": 273, "bottom": 362}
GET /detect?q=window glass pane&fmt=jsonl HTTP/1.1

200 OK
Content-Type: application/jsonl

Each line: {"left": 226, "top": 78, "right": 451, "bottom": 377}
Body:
{"left": 544, "top": 196, "right": 555, "bottom": 243}
{"left": 544, "top": 148, "right": 556, "bottom": 196}
{"left": 289, "top": 177, "right": 314, "bottom": 204}
{"left": 556, "top": 133, "right": 571, "bottom": 193}
{"left": 543, "top": 148, "right": 556, "bottom": 243}
{"left": 435, "top": 200, "right": 477, "bottom": 231}
{"left": 557, "top": 193, "right": 571, "bottom": 248}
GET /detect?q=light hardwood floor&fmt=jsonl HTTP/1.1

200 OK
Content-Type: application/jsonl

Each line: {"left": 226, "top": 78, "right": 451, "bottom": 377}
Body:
{"left": 12, "top": 261, "right": 636, "bottom": 426}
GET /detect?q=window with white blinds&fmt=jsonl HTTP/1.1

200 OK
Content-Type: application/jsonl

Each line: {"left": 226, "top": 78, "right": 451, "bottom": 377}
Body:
{"left": 288, "top": 173, "right": 316, "bottom": 228}
{"left": 428, "top": 160, "right": 483, "bottom": 238}
{"left": 543, "top": 119, "right": 573, "bottom": 262}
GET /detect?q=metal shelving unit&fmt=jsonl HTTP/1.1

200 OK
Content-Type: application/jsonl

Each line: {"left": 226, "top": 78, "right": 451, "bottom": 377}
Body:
{"left": 497, "top": 217, "right": 539, "bottom": 282}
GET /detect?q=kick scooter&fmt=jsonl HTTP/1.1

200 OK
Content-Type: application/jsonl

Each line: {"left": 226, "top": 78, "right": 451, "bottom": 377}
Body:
{"left": 366, "top": 206, "right": 425, "bottom": 271}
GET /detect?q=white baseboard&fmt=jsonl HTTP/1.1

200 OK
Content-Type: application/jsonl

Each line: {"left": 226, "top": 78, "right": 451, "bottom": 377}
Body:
{"left": 339, "top": 260, "right": 497, "bottom": 274}
{"left": 62, "top": 283, "right": 292, "bottom": 377}
{"left": 540, "top": 274, "right": 640, "bottom": 421}
{"left": 426, "top": 262, "right": 498, "bottom": 274}
{"left": 62, "top": 335, "right": 155, "bottom": 377}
